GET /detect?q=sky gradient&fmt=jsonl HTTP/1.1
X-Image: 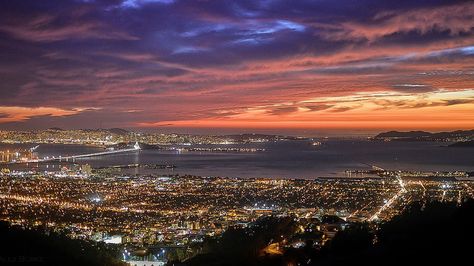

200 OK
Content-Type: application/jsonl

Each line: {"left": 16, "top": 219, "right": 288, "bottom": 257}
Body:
{"left": 0, "top": 0, "right": 473, "bottom": 133}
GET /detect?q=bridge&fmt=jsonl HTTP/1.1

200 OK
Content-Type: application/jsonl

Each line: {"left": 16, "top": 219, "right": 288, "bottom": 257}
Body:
{"left": 361, "top": 163, "right": 385, "bottom": 172}
{"left": 371, "top": 165, "right": 385, "bottom": 171}
{"left": 24, "top": 142, "right": 141, "bottom": 163}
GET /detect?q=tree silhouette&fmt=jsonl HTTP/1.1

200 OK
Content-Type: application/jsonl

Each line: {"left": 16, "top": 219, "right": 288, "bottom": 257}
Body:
{"left": 0, "top": 222, "right": 125, "bottom": 266}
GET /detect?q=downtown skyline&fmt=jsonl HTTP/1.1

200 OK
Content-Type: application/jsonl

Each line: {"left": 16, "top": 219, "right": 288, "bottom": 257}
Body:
{"left": 0, "top": 0, "right": 473, "bottom": 133}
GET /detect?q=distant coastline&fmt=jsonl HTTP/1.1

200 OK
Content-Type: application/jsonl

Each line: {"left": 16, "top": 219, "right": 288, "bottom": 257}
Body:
{"left": 372, "top": 129, "right": 474, "bottom": 146}
{"left": 448, "top": 140, "right": 474, "bottom": 147}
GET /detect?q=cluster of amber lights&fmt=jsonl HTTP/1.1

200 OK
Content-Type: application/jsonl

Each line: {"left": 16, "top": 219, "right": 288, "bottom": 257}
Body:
{"left": 1, "top": 171, "right": 473, "bottom": 247}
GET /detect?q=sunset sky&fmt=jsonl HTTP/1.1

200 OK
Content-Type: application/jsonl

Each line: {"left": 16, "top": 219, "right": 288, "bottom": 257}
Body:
{"left": 0, "top": 0, "right": 473, "bottom": 133}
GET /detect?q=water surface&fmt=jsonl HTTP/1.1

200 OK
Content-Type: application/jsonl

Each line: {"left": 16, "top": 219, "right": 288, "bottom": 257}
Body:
{"left": 1, "top": 140, "right": 473, "bottom": 178}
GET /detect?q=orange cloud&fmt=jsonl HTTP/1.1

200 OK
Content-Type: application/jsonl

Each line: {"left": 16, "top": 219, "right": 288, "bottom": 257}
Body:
{"left": 0, "top": 106, "right": 98, "bottom": 123}
{"left": 138, "top": 89, "right": 474, "bottom": 130}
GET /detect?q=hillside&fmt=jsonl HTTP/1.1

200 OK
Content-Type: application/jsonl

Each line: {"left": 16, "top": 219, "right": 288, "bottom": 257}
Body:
{"left": 374, "top": 129, "right": 474, "bottom": 141}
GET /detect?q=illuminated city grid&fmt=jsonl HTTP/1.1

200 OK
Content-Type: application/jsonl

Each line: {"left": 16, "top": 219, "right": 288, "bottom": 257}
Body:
{"left": 1, "top": 171, "right": 473, "bottom": 247}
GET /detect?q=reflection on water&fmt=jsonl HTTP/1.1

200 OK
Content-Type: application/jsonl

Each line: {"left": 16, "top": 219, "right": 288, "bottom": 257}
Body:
{"left": 0, "top": 148, "right": 38, "bottom": 163}
{"left": 1, "top": 140, "right": 473, "bottom": 179}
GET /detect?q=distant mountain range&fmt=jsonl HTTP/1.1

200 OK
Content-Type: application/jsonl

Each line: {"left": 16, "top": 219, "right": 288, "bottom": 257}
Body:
{"left": 46, "top": 127, "right": 130, "bottom": 135}
{"left": 373, "top": 129, "right": 474, "bottom": 143}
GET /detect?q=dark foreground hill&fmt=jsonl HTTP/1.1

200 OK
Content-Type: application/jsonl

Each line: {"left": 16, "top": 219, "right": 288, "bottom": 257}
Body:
{"left": 0, "top": 222, "right": 125, "bottom": 266}
{"left": 175, "top": 200, "right": 474, "bottom": 266}
{"left": 2, "top": 200, "right": 474, "bottom": 266}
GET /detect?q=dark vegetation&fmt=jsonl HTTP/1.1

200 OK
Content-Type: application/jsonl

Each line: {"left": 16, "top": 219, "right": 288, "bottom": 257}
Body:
{"left": 2, "top": 200, "right": 474, "bottom": 266}
{"left": 0, "top": 222, "right": 125, "bottom": 266}
{"left": 175, "top": 200, "right": 474, "bottom": 266}
{"left": 179, "top": 216, "right": 299, "bottom": 266}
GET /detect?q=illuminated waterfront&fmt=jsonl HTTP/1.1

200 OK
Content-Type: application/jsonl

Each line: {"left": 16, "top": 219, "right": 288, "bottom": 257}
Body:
{"left": 2, "top": 138, "right": 474, "bottom": 179}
